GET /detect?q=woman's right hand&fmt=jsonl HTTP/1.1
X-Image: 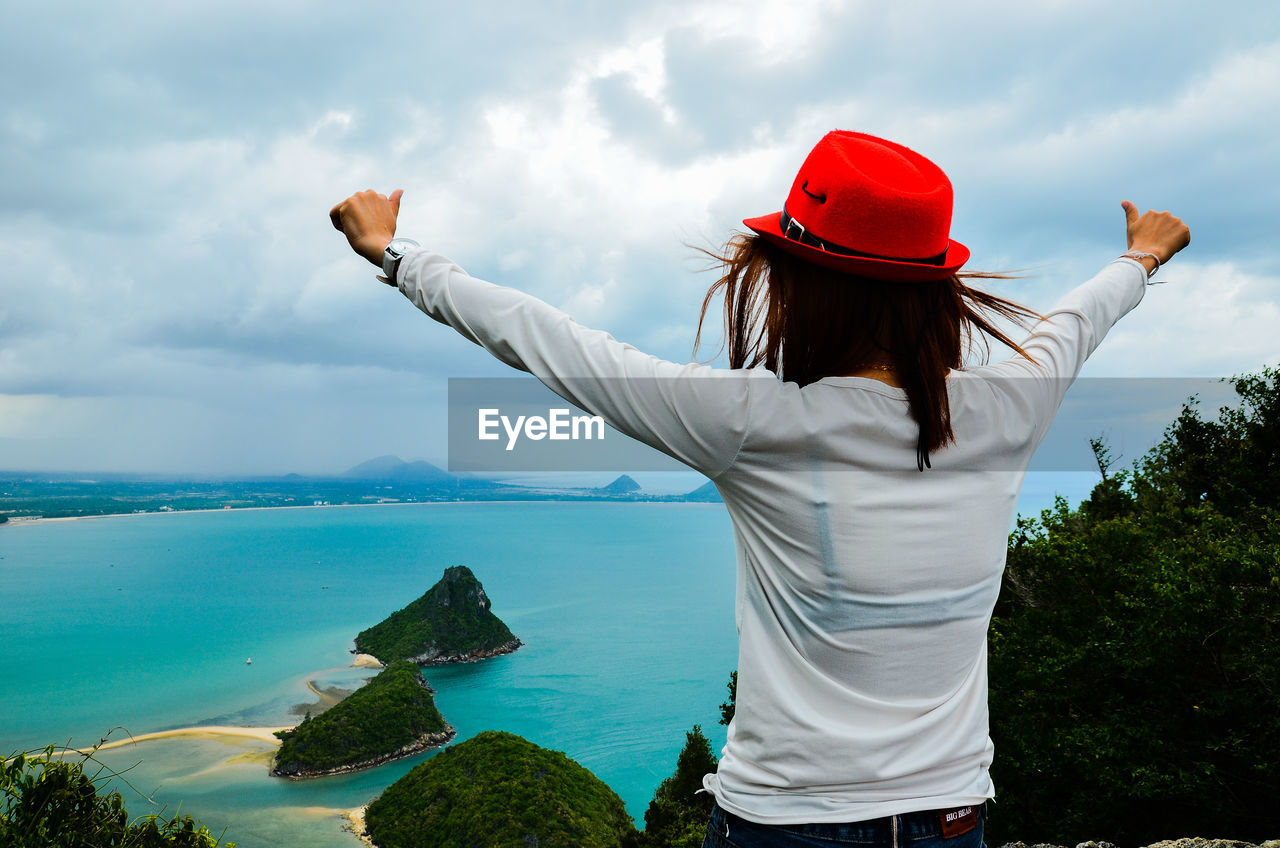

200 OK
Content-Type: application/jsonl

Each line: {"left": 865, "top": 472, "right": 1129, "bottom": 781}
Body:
{"left": 1122, "top": 200, "right": 1191, "bottom": 270}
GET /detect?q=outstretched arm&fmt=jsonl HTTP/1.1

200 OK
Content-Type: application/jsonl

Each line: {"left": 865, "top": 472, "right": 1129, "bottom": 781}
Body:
{"left": 328, "top": 189, "right": 756, "bottom": 479}
{"left": 981, "top": 201, "right": 1191, "bottom": 442}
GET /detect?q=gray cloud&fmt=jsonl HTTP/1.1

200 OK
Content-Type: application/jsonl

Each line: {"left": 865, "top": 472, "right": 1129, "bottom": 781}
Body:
{"left": 1, "top": 0, "right": 1277, "bottom": 474}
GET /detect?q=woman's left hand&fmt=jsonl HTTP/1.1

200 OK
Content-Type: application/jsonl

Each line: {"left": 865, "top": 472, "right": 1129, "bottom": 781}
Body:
{"left": 329, "top": 189, "right": 403, "bottom": 267}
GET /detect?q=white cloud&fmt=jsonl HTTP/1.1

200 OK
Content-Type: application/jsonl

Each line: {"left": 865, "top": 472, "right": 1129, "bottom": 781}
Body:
{"left": 1097, "top": 261, "right": 1280, "bottom": 377}
{"left": 680, "top": 0, "right": 846, "bottom": 66}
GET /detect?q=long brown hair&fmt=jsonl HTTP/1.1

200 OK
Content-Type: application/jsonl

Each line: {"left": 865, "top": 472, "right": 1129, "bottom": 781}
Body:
{"left": 693, "top": 234, "right": 1041, "bottom": 471}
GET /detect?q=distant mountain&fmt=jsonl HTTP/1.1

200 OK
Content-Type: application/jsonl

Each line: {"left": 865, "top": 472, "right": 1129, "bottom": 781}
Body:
{"left": 355, "top": 566, "right": 522, "bottom": 665}
{"left": 343, "top": 455, "right": 455, "bottom": 484}
{"left": 682, "top": 480, "right": 722, "bottom": 502}
{"left": 592, "top": 474, "right": 641, "bottom": 494}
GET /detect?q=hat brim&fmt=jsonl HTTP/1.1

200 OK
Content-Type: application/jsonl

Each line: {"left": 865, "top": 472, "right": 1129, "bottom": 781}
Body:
{"left": 742, "top": 212, "right": 970, "bottom": 283}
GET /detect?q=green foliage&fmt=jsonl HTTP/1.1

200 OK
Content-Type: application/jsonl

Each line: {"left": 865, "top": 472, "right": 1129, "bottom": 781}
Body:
{"left": 1133, "top": 367, "right": 1280, "bottom": 523}
{"left": 273, "top": 660, "right": 448, "bottom": 776}
{"left": 989, "top": 368, "right": 1280, "bottom": 845}
{"left": 1, "top": 745, "right": 233, "bottom": 847}
{"left": 355, "top": 565, "right": 520, "bottom": 663}
{"left": 364, "top": 730, "right": 636, "bottom": 848}
{"left": 637, "top": 725, "right": 718, "bottom": 848}
{"left": 718, "top": 671, "right": 736, "bottom": 727}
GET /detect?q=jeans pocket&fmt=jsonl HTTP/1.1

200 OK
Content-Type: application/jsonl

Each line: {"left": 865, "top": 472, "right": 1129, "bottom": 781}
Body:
{"left": 702, "top": 814, "right": 739, "bottom": 848}
{"left": 913, "top": 818, "right": 985, "bottom": 848}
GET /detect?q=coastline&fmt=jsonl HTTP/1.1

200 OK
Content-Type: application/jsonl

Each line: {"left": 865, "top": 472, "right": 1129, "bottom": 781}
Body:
{"left": 1, "top": 500, "right": 472, "bottom": 527}
{"left": 411, "top": 637, "right": 524, "bottom": 666}
{"left": 0, "top": 497, "right": 722, "bottom": 528}
{"left": 345, "top": 805, "right": 376, "bottom": 848}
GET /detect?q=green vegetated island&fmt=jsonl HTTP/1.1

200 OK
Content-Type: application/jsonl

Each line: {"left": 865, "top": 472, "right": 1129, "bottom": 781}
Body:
{"left": 269, "top": 565, "right": 520, "bottom": 778}
{"left": 355, "top": 565, "right": 522, "bottom": 665}
{"left": 365, "top": 731, "right": 639, "bottom": 848}
{"left": 271, "top": 660, "right": 453, "bottom": 778}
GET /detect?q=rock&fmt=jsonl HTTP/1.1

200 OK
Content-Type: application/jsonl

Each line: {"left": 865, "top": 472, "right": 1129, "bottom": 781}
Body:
{"left": 998, "top": 839, "right": 1274, "bottom": 848}
{"left": 1143, "top": 841, "right": 1265, "bottom": 848}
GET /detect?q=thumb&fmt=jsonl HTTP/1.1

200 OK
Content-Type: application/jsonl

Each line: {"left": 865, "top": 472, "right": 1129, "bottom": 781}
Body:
{"left": 389, "top": 188, "right": 403, "bottom": 218}
{"left": 1121, "top": 200, "right": 1139, "bottom": 226}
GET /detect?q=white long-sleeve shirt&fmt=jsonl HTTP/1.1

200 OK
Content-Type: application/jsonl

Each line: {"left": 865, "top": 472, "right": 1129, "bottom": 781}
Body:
{"left": 395, "top": 249, "right": 1151, "bottom": 823}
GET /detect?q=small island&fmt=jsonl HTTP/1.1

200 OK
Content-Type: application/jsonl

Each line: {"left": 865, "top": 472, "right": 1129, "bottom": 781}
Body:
{"left": 362, "top": 731, "right": 637, "bottom": 848}
{"left": 354, "top": 565, "right": 522, "bottom": 665}
{"left": 271, "top": 660, "right": 454, "bottom": 778}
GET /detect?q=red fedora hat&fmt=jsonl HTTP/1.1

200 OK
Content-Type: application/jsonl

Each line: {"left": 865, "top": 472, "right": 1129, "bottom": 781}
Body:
{"left": 743, "top": 130, "right": 970, "bottom": 282}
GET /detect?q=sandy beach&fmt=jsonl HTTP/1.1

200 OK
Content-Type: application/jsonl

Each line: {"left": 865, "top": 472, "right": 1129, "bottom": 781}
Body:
{"left": 51, "top": 724, "right": 292, "bottom": 755}
{"left": 345, "top": 805, "right": 376, "bottom": 848}
{"left": 38, "top": 660, "right": 382, "bottom": 761}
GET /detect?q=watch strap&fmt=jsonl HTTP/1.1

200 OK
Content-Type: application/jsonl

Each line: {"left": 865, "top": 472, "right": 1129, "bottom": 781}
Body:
{"left": 381, "top": 238, "right": 421, "bottom": 286}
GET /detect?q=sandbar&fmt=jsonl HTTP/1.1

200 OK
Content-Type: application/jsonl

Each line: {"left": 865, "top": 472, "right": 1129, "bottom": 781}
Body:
{"left": 52, "top": 725, "right": 292, "bottom": 755}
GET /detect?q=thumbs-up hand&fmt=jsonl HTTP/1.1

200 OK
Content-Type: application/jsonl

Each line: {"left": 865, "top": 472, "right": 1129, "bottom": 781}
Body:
{"left": 1121, "top": 200, "right": 1190, "bottom": 270}
{"left": 329, "top": 189, "right": 404, "bottom": 267}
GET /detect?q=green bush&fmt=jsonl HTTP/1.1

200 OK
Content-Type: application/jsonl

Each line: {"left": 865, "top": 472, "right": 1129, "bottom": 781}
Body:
{"left": 364, "top": 730, "right": 636, "bottom": 848}
{"left": 1, "top": 746, "right": 233, "bottom": 847}
{"left": 988, "top": 368, "right": 1280, "bottom": 845}
{"left": 637, "top": 725, "right": 718, "bottom": 848}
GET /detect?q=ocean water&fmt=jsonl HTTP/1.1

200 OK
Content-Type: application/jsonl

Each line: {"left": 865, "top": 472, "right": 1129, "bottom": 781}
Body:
{"left": 0, "top": 475, "right": 1097, "bottom": 847}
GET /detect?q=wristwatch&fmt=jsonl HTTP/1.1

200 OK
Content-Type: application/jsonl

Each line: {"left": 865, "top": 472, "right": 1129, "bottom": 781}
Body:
{"left": 380, "top": 237, "right": 421, "bottom": 286}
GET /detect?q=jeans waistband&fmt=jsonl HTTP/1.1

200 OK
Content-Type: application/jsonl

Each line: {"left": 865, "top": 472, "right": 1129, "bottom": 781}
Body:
{"left": 711, "top": 801, "right": 986, "bottom": 844}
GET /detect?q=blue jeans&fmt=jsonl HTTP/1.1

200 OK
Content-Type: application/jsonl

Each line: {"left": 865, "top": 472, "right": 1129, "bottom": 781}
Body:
{"left": 701, "top": 802, "right": 987, "bottom": 848}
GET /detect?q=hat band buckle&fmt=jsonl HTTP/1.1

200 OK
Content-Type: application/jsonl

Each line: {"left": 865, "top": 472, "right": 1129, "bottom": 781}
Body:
{"left": 783, "top": 213, "right": 829, "bottom": 253}
{"left": 779, "top": 209, "right": 948, "bottom": 267}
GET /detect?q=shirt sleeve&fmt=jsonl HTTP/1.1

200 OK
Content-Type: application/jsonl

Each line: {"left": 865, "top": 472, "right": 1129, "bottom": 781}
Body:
{"left": 394, "top": 247, "right": 754, "bottom": 479}
{"left": 974, "top": 257, "right": 1151, "bottom": 444}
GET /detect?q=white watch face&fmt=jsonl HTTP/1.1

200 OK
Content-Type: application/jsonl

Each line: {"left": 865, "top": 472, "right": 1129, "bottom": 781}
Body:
{"left": 387, "top": 238, "right": 420, "bottom": 257}
{"left": 384, "top": 239, "right": 418, "bottom": 279}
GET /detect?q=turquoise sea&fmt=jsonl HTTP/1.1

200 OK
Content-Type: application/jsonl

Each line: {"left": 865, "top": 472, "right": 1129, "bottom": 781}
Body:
{"left": 0, "top": 475, "right": 1096, "bottom": 847}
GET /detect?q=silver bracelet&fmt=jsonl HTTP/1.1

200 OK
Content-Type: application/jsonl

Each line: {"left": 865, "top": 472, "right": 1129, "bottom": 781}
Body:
{"left": 1120, "top": 251, "right": 1161, "bottom": 279}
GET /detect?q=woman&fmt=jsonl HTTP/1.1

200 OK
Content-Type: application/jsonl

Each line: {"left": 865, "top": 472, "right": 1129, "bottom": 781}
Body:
{"left": 329, "top": 130, "right": 1190, "bottom": 848}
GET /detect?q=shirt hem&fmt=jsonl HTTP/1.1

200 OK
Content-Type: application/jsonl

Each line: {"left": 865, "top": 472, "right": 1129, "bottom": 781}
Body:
{"left": 706, "top": 788, "right": 996, "bottom": 826}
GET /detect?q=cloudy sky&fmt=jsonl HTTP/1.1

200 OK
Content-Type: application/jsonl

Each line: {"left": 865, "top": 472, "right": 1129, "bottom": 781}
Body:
{"left": 2, "top": 1, "right": 1278, "bottom": 477}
